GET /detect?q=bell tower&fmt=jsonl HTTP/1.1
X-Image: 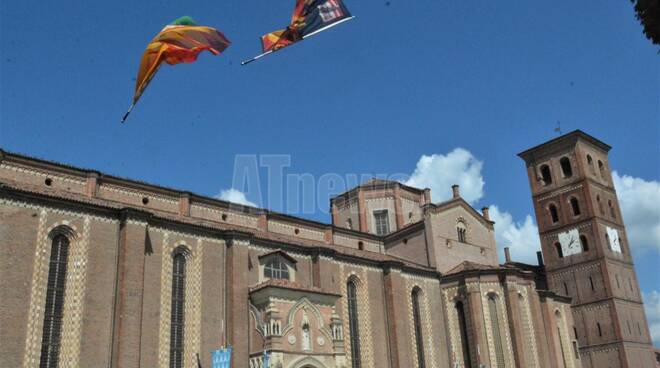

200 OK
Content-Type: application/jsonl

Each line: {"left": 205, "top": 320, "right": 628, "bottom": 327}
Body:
{"left": 519, "top": 130, "right": 655, "bottom": 368}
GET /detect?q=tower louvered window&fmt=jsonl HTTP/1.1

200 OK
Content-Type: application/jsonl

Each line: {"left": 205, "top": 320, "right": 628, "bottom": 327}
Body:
{"left": 347, "top": 281, "right": 361, "bottom": 368}
{"left": 488, "top": 295, "right": 505, "bottom": 368}
{"left": 40, "top": 234, "right": 70, "bottom": 368}
{"left": 412, "top": 289, "right": 425, "bottom": 368}
{"left": 170, "top": 251, "right": 186, "bottom": 368}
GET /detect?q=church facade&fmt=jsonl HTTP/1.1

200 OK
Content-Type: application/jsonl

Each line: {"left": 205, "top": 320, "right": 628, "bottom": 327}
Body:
{"left": 0, "top": 131, "right": 654, "bottom": 368}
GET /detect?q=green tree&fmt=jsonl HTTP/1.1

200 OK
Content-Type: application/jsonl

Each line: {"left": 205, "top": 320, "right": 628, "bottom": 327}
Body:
{"left": 631, "top": 0, "right": 660, "bottom": 45}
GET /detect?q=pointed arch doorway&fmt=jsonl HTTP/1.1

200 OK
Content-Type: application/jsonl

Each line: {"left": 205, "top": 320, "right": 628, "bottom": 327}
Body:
{"left": 290, "top": 356, "right": 329, "bottom": 368}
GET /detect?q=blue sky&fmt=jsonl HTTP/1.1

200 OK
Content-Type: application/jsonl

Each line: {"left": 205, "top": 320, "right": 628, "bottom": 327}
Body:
{"left": 1, "top": 0, "right": 659, "bottom": 344}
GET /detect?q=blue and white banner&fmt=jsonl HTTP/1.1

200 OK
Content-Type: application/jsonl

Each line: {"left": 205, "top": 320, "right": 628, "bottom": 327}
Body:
{"left": 211, "top": 347, "right": 232, "bottom": 368}
{"left": 263, "top": 351, "right": 270, "bottom": 368}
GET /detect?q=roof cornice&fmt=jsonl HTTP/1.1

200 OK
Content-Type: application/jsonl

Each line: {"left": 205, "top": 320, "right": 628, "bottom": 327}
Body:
{"left": 518, "top": 130, "right": 611, "bottom": 163}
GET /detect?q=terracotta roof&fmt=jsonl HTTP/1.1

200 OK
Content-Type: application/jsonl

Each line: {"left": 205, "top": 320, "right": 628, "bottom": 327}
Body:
{"left": 445, "top": 261, "right": 502, "bottom": 275}
{"left": 362, "top": 178, "right": 397, "bottom": 186}
{"left": 331, "top": 177, "right": 425, "bottom": 201}
{"left": 258, "top": 249, "right": 298, "bottom": 264}
{"left": 249, "top": 279, "right": 341, "bottom": 297}
{"left": 517, "top": 129, "right": 611, "bottom": 161}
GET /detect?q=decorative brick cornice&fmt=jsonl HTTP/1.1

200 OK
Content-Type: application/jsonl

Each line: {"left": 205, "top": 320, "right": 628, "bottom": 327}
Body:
{"left": 119, "top": 207, "right": 153, "bottom": 224}
{"left": 224, "top": 230, "right": 254, "bottom": 247}
{"left": 518, "top": 129, "right": 611, "bottom": 164}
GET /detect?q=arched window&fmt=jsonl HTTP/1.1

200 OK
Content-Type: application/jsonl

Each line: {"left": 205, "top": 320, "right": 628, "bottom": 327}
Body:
{"left": 549, "top": 204, "right": 559, "bottom": 223}
{"left": 555, "top": 242, "right": 564, "bottom": 259}
{"left": 40, "top": 234, "right": 70, "bottom": 368}
{"left": 580, "top": 235, "right": 589, "bottom": 252}
{"left": 570, "top": 197, "right": 581, "bottom": 216}
{"left": 587, "top": 155, "right": 595, "bottom": 174}
{"left": 540, "top": 165, "right": 553, "bottom": 185}
{"left": 455, "top": 301, "right": 472, "bottom": 368}
{"left": 560, "top": 157, "right": 573, "bottom": 178}
{"left": 488, "top": 295, "right": 506, "bottom": 368}
{"left": 170, "top": 249, "right": 187, "bottom": 368}
{"left": 264, "top": 258, "right": 289, "bottom": 280}
{"left": 608, "top": 200, "right": 617, "bottom": 219}
{"left": 456, "top": 221, "right": 467, "bottom": 243}
{"left": 597, "top": 195, "right": 604, "bottom": 215}
{"left": 411, "top": 288, "right": 426, "bottom": 368}
{"left": 345, "top": 218, "right": 353, "bottom": 230}
{"left": 598, "top": 160, "right": 606, "bottom": 179}
{"left": 347, "top": 281, "right": 361, "bottom": 368}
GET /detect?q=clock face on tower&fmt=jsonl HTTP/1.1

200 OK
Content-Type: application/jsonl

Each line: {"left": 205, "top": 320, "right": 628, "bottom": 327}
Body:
{"left": 606, "top": 226, "right": 622, "bottom": 253}
{"left": 558, "top": 228, "right": 581, "bottom": 257}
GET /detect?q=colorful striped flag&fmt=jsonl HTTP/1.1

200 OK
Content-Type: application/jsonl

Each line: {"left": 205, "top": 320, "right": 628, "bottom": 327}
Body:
{"left": 122, "top": 16, "right": 230, "bottom": 123}
{"left": 242, "top": 0, "right": 353, "bottom": 64}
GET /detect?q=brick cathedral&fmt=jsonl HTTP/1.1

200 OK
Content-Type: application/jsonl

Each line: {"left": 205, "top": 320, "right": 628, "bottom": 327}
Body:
{"left": 0, "top": 130, "right": 655, "bottom": 368}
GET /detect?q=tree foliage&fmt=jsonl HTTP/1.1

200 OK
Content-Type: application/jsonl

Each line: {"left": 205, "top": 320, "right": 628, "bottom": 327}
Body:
{"left": 631, "top": 0, "right": 660, "bottom": 45}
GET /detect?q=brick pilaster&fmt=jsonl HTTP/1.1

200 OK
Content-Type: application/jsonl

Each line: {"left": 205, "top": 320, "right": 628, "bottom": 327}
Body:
{"left": 225, "top": 234, "right": 250, "bottom": 368}
{"left": 111, "top": 209, "right": 151, "bottom": 368}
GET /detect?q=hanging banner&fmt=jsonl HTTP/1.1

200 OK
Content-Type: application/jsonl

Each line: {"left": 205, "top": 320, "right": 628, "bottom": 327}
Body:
{"left": 211, "top": 347, "right": 232, "bottom": 368}
{"left": 263, "top": 351, "right": 270, "bottom": 368}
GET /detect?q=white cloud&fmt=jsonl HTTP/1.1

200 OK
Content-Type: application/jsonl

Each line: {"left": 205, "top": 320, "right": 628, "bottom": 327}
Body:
{"left": 404, "top": 148, "right": 541, "bottom": 264}
{"left": 488, "top": 205, "right": 541, "bottom": 264}
{"left": 612, "top": 171, "right": 660, "bottom": 253}
{"left": 405, "top": 148, "right": 485, "bottom": 205}
{"left": 642, "top": 290, "right": 660, "bottom": 346}
{"left": 216, "top": 188, "right": 257, "bottom": 207}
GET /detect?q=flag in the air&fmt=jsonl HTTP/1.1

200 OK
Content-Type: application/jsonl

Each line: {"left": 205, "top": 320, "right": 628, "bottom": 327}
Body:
{"left": 241, "top": 0, "right": 353, "bottom": 64}
{"left": 261, "top": 0, "right": 353, "bottom": 53}
{"left": 122, "top": 16, "right": 230, "bottom": 123}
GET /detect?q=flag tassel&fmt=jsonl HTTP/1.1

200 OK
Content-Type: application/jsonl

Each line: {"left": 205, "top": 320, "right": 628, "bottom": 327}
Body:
{"left": 241, "top": 16, "right": 355, "bottom": 66}
{"left": 121, "top": 103, "right": 135, "bottom": 124}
